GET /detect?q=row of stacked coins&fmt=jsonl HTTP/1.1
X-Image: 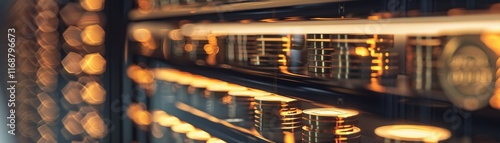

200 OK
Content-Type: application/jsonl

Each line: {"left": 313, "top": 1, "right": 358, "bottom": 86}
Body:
{"left": 306, "top": 34, "right": 335, "bottom": 76}
{"left": 254, "top": 95, "right": 303, "bottom": 142}
{"left": 205, "top": 83, "right": 248, "bottom": 119}
{"left": 302, "top": 108, "right": 361, "bottom": 143}
{"left": 227, "top": 90, "right": 272, "bottom": 122}
{"left": 150, "top": 110, "right": 227, "bottom": 143}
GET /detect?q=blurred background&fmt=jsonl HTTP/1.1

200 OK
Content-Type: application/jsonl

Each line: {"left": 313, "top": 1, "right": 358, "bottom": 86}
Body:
{"left": 2, "top": 0, "right": 500, "bottom": 143}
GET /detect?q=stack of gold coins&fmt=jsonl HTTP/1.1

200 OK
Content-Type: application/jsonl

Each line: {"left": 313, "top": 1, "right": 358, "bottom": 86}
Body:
{"left": 331, "top": 34, "right": 372, "bottom": 80}
{"left": 249, "top": 35, "right": 288, "bottom": 68}
{"left": 188, "top": 78, "right": 222, "bottom": 111}
{"left": 254, "top": 95, "right": 302, "bottom": 142}
{"left": 227, "top": 90, "right": 271, "bottom": 121}
{"left": 374, "top": 125, "right": 451, "bottom": 143}
{"left": 153, "top": 68, "right": 181, "bottom": 105}
{"left": 407, "top": 36, "right": 443, "bottom": 90}
{"left": 205, "top": 84, "right": 247, "bottom": 119}
{"left": 306, "top": 34, "right": 335, "bottom": 78}
{"left": 302, "top": 108, "right": 361, "bottom": 143}
{"left": 172, "top": 122, "right": 196, "bottom": 143}
{"left": 186, "top": 129, "right": 211, "bottom": 143}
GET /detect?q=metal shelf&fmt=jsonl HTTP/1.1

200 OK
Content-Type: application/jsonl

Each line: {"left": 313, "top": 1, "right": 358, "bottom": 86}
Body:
{"left": 129, "top": 0, "right": 351, "bottom": 21}
{"left": 140, "top": 56, "right": 500, "bottom": 140}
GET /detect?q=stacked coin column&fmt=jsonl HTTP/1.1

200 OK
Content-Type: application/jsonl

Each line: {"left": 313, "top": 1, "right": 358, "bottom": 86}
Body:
{"left": 173, "top": 72, "right": 195, "bottom": 103}
{"left": 332, "top": 34, "right": 372, "bottom": 79}
{"left": 250, "top": 35, "right": 289, "bottom": 69}
{"left": 406, "top": 36, "right": 443, "bottom": 91}
{"left": 302, "top": 108, "right": 361, "bottom": 143}
{"left": 226, "top": 35, "right": 257, "bottom": 66}
{"left": 254, "top": 95, "right": 303, "bottom": 143}
{"left": 306, "top": 34, "right": 335, "bottom": 78}
{"left": 205, "top": 84, "right": 248, "bottom": 119}
{"left": 188, "top": 78, "right": 218, "bottom": 111}
{"left": 226, "top": 90, "right": 272, "bottom": 128}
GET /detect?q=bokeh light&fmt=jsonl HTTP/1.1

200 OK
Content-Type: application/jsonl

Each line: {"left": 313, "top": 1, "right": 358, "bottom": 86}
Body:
{"left": 81, "top": 111, "right": 107, "bottom": 139}
{"left": 81, "top": 24, "right": 105, "bottom": 46}
{"left": 78, "top": 12, "right": 103, "bottom": 28}
{"left": 62, "top": 52, "right": 84, "bottom": 74}
{"left": 59, "top": 3, "right": 84, "bottom": 26}
{"left": 63, "top": 26, "right": 83, "bottom": 47}
{"left": 62, "top": 111, "right": 84, "bottom": 135}
{"left": 133, "top": 28, "right": 152, "bottom": 43}
{"left": 35, "top": 11, "right": 59, "bottom": 32}
{"left": 80, "top": 81, "right": 106, "bottom": 105}
{"left": 80, "top": 53, "right": 106, "bottom": 75}
{"left": 37, "top": 92, "right": 60, "bottom": 122}
{"left": 80, "top": 0, "right": 104, "bottom": 11}
{"left": 62, "top": 81, "right": 85, "bottom": 104}
{"left": 38, "top": 124, "right": 57, "bottom": 142}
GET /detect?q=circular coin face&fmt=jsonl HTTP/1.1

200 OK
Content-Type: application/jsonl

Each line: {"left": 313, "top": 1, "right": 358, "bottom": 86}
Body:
{"left": 374, "top": 125, "right": 451, "bottom": 142}
{"left": 440, "top": 36, "right": 497, "bottom": 111}
{"left": 254, "top": 95, "right": 298, "bottom": 103}
{"left": 303, "top": 108, "right": 359, "bottom": 120}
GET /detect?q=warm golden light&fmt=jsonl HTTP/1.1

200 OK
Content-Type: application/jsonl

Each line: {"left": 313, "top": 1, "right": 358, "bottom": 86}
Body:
{"left": 37, "top": 92, "right": 60, "bottom": 122}
{"left": 81, "top": 24, "right": 105, "bottom": 46}
{"left": 206, "top": 138, "right": 227, "bottom": 143}
{"left": 137, "top": 0, "right": 156, "bottom": 13}
{"left": 81, "top": 111, "right": 107, "bottom": 139}
{"left": 375, "top": 125, "right": 451, "bottom": 142}
{"left": 38, "top": 124, "right": 57, "bottom": 142}
{"left": 62, "top": 52, "right": 83, "bottom": 74}
{"left": 355, "top": 47, "right": 370, "bottom": 56}
{"left": 172, "top": 123, "right": 196, "bottom": 133}
{"left": 80, "top": 81, "right": 106, "bottom": 105}
{"left": 62, "top": 111, "right": 84, "bottom": 135}
{"left": 63, "top": 26, "right": 83, "bottom": 47}
{"left": 36, "top": 11, "right": 59, "bottom": 33}
{"left": 187, "top": 130, "right": 211, "bottom": 141}
{"left": 481, "top": 30, "right": 500, "bottom": 55}
{"left": 62, "top": 81, "right": 85, "bottom": 104}
{"left": 133, "top": 28, "right": 152, "bottom": 43}
{"left": 127, "top": 103, "right": 145, "bottom": 122}
{"left": 254, "top": 95, "right": 297, "bottom": 103}
{"left": 80, "top": 53, "right": 106, "bottom": 75}
{"left": 80, "top": 0, "right": 104, "bottom": 11}
{"left": 78, "top": 12, "right": 102, "bottom": 28}
{"left": 490, "top": 93, "right": 500, "bottom": 110}
{"left": 206, "top": 83, "right": 247, "bottom": 92}
{"left": 151, "top": 68, "right": 181, "bottom": 82}
{"left": 169, "top": 29, "right": 184, "bottom": 41}
{"left": 136, "top": 110, "right": 152, "bottom": 125}
{"left": 60, "top": 3, "right": 84, "bottom": 26}
{"left": 158, "top": 115, "right": 181, "bottom": 127}
{"left": 185, "top": 44, "right": 194, "bottom": 52}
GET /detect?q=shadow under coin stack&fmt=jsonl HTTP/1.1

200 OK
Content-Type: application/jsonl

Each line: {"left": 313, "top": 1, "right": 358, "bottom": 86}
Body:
{"left": 226, "top": 90, "right": 272, "bottom": 128}
{"left": 374, "top": 125, "right": 451, "bottom": 143}
{"left": 307, "top": 34, "right": 334, "bottom": 78}
{"left": 302, "top": 108, "right": 361, "bottom": 143}
{"left": 254, "top": 95, "right": 302, "bottom": 143}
